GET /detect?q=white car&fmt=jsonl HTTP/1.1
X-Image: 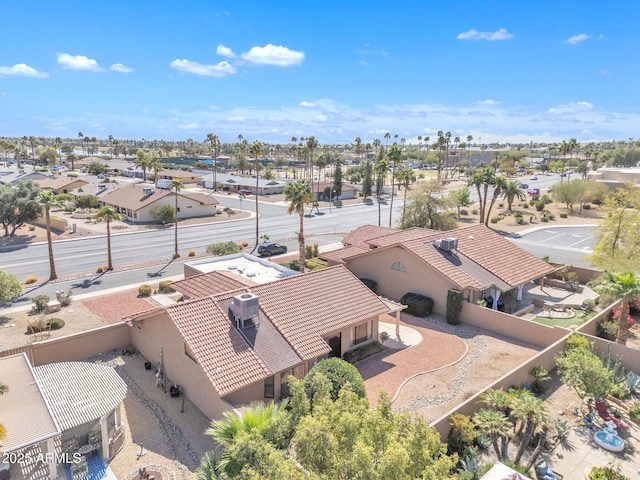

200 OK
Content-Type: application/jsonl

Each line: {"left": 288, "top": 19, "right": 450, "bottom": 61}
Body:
{"left": 530, "top": 176, "right": 538, "bottom": 181}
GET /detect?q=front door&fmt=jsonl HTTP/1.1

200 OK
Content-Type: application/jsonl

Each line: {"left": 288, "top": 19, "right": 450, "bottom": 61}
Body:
{"left": 327, "top": 334, "right": 342, "bottom": 358}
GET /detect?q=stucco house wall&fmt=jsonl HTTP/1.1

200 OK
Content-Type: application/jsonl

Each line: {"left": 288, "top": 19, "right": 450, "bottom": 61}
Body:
{"left": 125, "top": 195, "right": 216, "bottom": 223}
{"left": 345, "top": 247, "right": 454, "bottom": 315}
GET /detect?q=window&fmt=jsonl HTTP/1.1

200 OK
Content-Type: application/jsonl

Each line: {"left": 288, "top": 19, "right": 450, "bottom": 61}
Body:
{"left": 352, "top": 321, "right": 372, "bottom": 346}
{"left": 391, "top": 261, "right": 406, "bottom": 272}
{"left": 264, "top": 376, "right": 274, "bottom": 399}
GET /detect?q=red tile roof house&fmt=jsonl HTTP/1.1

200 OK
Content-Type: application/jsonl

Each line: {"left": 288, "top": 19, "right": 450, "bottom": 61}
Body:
{"left": 97, "top": 183, "right": 218, "bottom": 223}
{"left": 123, "top": 265, "right": 392, "bottom": 420}
{"left": 323, "top": 224, "right": 555, "bottom": 316}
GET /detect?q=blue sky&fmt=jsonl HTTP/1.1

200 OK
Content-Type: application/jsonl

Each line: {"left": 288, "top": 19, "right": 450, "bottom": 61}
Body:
{"left": 1, "top": 0, "right": 638, "bottom": 145}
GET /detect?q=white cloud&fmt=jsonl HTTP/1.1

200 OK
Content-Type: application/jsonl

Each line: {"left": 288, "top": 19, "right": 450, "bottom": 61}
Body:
{"left": 476, "top": 99, "right": 501, "bottom": 105}
{"left": 565, "top": 34, "right": 590, "bottom": 45}
{"left": 169, "top": 59, "right": 236, "bottom": 77}
{"left": 241, "top": 44, "right": 304, "bottom": 66}
{"left": 457, "top": 28, "right": 514, "bottom": 41}
{"left": 216, "top": 44, "right": 236, "bottom": 58}
{"left": 110, "top": 63, "right": 134, "bottom": 73}
{"left": 299, "top": 101, "right": 316, "bottom": 108}
{"left": 57, "top": 53, "right": 104, "bottom": 72}
{"left": 0, "top": 63, "right": 49, "bottom": 78}
{"left": 227, "top": 115, "right": 245, "bottom": 122}
{"left": 208, "top": 105, "right": 220, "bottom": 110}
{"left": 314, "top": 114, "right": 328, "bottom": 122}
{"left": 547, "top": 101, "right": 594, "bottom": 115}
{"left": 179, "top": 123, "right": 199, "bottom": 129}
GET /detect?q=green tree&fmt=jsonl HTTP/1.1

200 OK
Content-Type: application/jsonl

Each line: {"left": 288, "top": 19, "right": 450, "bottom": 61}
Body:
{"left": 75, "top": 195, "right": 101, "bottom": 211}
{"left": 150, "top": 204, "right": 175, "bottom": 225}
{"left": 594, "top": 272, "right": 640, "bottom": 345}
{"left": 484, "top": 176, "right": 506, "bottom": 226}
{"left": 96, "top": 206, "right": 123, "bottom": 271}
{"left": 446, "top": 187, "right": 473, "bottom": 217}
{"left": 171, "top": 179, "right": 184, "bottom": 258}
{"left": 502, "top": 180, "right": 526, "bottom": 212}
{"left": 304, "top": 358, "right": 366, "bottom": 402}
{"left": 134, "top": 149, "right": 151, "bottom": 181}
{"left": 467, "top": 168, "right": 496, "bottom": 224}
{"left": 249, "top": 141, "right": 264, "bottom": 247}
{"left": 555, "top": 343, "right": 613, "bottom": 404}
{"left": 37, "top": 190, "right": 64, "bottom": 281}
{"left": 0, "top": 270, "right": 22, "bottom": 303}
{"left": 511, "top": 393, "right": 547, "bottom": 465}
{"left": 400, "top": 179, "right": 457, "bottom": 230}
{"left": 148, "top": 155, "right": 163, "bottom": 183}
{"left": 205, "top": 133, "right": 221, "bottom": 191}
{"left": 283, "top": 179, "right": 313, "bottom": 274}
{"left": 332, "top": 160, "right": 343, "bottom": 198}
{"left": 361, "top": 159, "right": 373, "bottom": 199}
{"left": 387, "top": 143, "right": 403, "bottom": 228}
{"left": 306, "top": 136, "right": 318, "bottom": 182}
{"left": 0, "top": 181, "right": 42, "bottom": 236}
{"left": 396, "top": 165, "right": 416, "bottom": 220}
{"left": 375, "top": 156, "right": 388, "bottom": 226}
{"left": 473, "top": 409, "right": 511, "bottom": 461}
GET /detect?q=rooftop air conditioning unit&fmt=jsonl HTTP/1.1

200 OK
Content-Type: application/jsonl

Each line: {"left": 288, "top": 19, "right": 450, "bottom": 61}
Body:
{"left": 142, "top": 187, "right": 153, "bottom": 195}
{"left": 98, "top": 184, "right": 106, "bottom": 189}
{"left": 439, "top": 238, "right": 458, "bottom": 251}
{"left": 232, "top": 293, "right": 259, "bottom": 327}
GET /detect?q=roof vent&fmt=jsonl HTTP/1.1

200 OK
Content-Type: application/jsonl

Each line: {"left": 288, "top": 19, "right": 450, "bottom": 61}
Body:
{"left": 142, "top": 187, "right": 154, "bottom": 195}
{"left": 98, "top": 184, "right": 106, "bottom": 189}
{"left": 231, "top": 293, "right": 259, "bottom": 328}
{"left": 437, "top": 237, "right": 458, "bottom": 251}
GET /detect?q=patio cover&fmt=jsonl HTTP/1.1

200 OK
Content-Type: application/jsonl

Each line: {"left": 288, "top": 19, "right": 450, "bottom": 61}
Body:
{"left": 0, "top": 354, "right": 60, "bottom": 452}
{"left": 33, "top": 362, "right": 127, "bottom": 430}
{"left": 480, "top": 462, "right": 532, "bottom": 480}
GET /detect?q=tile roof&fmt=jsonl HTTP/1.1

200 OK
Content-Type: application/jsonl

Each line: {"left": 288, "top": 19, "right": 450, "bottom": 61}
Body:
{"left": 35, "top": 176, "right": 88, "bottom": 191}
{"left": 341, "top": 225, "right": 395, "bottom": 246}
{"left": 157, "top": 169, "right": 203, "bottom": 179}
{"left": 164, "top": 297, "right": 272, "bottom": 396}
{"left": 0, "top": 354, "right": 60, "bottom": 452}
{"left": 172, "top": 270, "right": 256, "bottom": 300}
{"left": 99, "top": 182, "right": 170, "bottom": 210}
{"left": 250, "top": 266, "right": 390, "bottom": 359}
{"left": 311, "top": 181, "right": 356, "bottom": 193}
{"left": 179, "top": 192, "right": 219, "bottom": 206}
{"left": 321, "top": 244, "right": 371, "bottom": 263}
{"left": 69, "top": 182, "right": 119, "bottom": 197}
{"left": 33, "top": 362, "right": 127, "bottom": 431}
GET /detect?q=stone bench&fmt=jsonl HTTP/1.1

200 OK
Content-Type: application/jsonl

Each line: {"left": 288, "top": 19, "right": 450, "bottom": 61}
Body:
{"left": 47, "top": 300, "right": 61, "bottom": 313}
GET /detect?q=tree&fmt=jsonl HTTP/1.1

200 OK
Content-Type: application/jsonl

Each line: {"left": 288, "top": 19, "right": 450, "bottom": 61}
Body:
{"left": 75, "top": 195, "right": 101, "bottom": 211}
{"left": 594, "top": 272, "right": 640, "bottom": 344}
{"left": 171, "top": 179, "right": 184, "bottom": 258}
{"left": 304, "top": 358, "right": 366, "bottom": 402}
{"left": 96, "top": 206, "right": 123, "bottom": 271}
{"left": 332, "top": 160, "right": 343, "bottom": 198}
{"left": 134, "top": 149, "right": 151, "bottom": 181}
{"left": 396, "top": 165, "right": 416, "bottom": 220}
{"left": 589, "top": 185, "right": 640, "bottom": 272}
{"left": 484, "top": 176, "right": 506, "bottom": 226}
{"left": 387, "top": 143, "right": 403, "bottom": 228}
{"left": 375, "top": 157, "right": 387, "bottom": 226}
{"left": 37, "top": 190, "right": 64, "bottom": 281}
{"left": 501, "top": 180, "right": 526, "bottom": 212}
{"left": 361, "top": 159, "right": 373, "bottom": 199}
{"left": 283, "top": 179, "right": 313, "bottom": 274}
{"left": 400, "top": 180, "right": 457, "bottom": 230}
{"left": 551, "top": 179, "right": 587, "bottom": 213}
{"left": 148, "top": 155, "right": 163, "bottom": 183}
{"left": 150, "top": 204, "right": 175, "bottom": 225}
{"left": 473, "top": 409, "right": 511, "bottom": 461}
{"left": 555, "top": 342, "right": 613, "bottom": 403}
{"left": 467, "top": 168, "right": 496, "bottom": 225}
{"left": 447, "top": 188, "right": 473, "bottom": 217}
{"left": 0, "top": 181, "right": 42, "bottom": 236}
{"left": 205, "top": 133, "right": 220, "bottom": 191}
{"left": 306, "top": 136, "right": 318, "bottom": 181}
{"left": 0, "top": 271, "right": 22, "bottom": 303}
{"left": 249, "top": 141, "right": 264, "bottom": 247}
{"left": 511, "top": 393, "right": 547, "bottom": 465}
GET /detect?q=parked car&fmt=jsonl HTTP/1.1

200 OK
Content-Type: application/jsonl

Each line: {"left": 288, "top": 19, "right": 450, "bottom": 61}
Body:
{"left": 239, "top": 189, "right": 252, "bottom": 195}
{"left": 520, "top": 183, "right": 529, "bottom": 189}
{"left": 258, "top": 243, "right": 288, "bottom": 256}
{"left": 529, "top": 176, "right": 538, "bottom": 181}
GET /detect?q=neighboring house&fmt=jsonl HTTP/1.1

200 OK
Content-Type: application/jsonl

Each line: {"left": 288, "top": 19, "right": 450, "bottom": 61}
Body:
{"left": 69, "top": 182, "right": 119, "bottom": 199}
{"left": 98, "top": 183, "right": 218, "bottom": 223}
{"left": 311, "top": 181, "right": 357, "bottom": 201}
{"left": 323, "top": 224, "right": 555, "bottom": 315}
{"left": 0, "top": 170, "right": 49, "bottom": 186}
{"left": 124, "top": 265, "right": 392, "bottom": 419}
{"left": 35, "top": 176, "right": 89, "bottom": 195}
{"left": 155, "top": 169, "right": 202, "bottom": 187}
{"left": 201, "top": 172, "right": 288, "bottom": 195}
{"left": 586, "top": 166, "right": 640, "bottom": 189}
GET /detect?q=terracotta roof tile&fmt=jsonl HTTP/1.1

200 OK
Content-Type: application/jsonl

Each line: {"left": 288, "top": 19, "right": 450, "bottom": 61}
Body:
{"left": 321, "top": 245, "right": 370, "bottom": 264}
{"left": 179, "top": 192, "right": 219, "bottom": 206}
{"left": 35, "top": 176, "right": 88, "bottom": 191}
{"left": 341, "top": 225, "right": 396, "bottom": 246}
{"left": 99, "top": 183, "right": 170, "bottom": 211}
{"left": 172, "top": 270, "right": 255, "bottom": 300}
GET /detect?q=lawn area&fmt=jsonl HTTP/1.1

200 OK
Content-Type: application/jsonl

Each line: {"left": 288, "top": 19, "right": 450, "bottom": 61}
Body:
{"left": 532, "top": 309, "right": 596, "bottom": 327}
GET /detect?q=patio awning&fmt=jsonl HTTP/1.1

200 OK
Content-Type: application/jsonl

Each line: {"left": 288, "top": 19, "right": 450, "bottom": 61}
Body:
{"left": 33, "top": 362, "right": 127, "bottom": 431}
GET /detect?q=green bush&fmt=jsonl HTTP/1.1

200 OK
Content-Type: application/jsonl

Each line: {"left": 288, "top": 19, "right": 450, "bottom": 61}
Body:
{"left": 359, "top": 278, "right": 377, "bottom": 291}
{"left": 32, "top": 295, "right": 50, "bottom": 313}
{"left": 138, "top": 284, "right": 152, "bottom": 297}
{"left": 304, "top": 358, "right": 366, "bottom": 401}
{"left": 460, "top": 209, "right": 468, "bottom": 216}
{"left": 446, "top": 289, "right": 463, "bottom": 325}
{"left": 158, "top": 281, "right": 175, "bottom": 294}
{"left": 540, "top": 217, "right": 549, "bottom": 222}
{"left": 285, "top": 259, "right": 300, "bottom": 271}
{"left": 27, "top": 318, "right": 65, "bottom": 333}
{"left": 343, "top": 341, "right": 385, "bottom": 363}
{"left": 471, "top": 209, "right": 478, "bottom": 215}
{"left": 206, "top": 241, "right": 241, "bottom": 256}
{"left": 629, "top": 401, "right": 640, "bottom": 420}
{"left": 447, "top": 413, "right": 477, "bottom": 457}
{"left": 400, "top": 292, "right": 434, "bottom": 317}
{"left": 535, "top": 201, "right": 545, "bottom": 211}
{"left": 560, "top": 212, "right": 568, "bottom": 218}
{"left": 597, "top": 321, "right": 618, "bottom": 341}
{"left": 490, "top": 216, "right": 499, "bottom": 223}
{"left": 541, "top": 194, "right": 552, "bottom": 204}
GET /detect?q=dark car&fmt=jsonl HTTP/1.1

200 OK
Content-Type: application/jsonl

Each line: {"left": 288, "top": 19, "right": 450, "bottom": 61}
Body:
{"left": 258, "top": 243, "right": 288, "bottom": 256}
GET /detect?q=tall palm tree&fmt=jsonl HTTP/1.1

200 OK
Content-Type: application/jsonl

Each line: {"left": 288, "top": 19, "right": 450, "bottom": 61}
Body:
{"left": 96, "top": 206, "right": 123, "bottom": 271}
{"left": 171, "top": 179, "right": 184, "bottom": 258}
{"left": 78, "top": 132, "right": 84, "bottom": 155}
{"left": 466, "top": 134, "right": 473, "bottom": 170}
{"left": 205, "top": 133, "right": 220, "bottom": 191}
{"left": 501, "top": 180, "right": 526, "bottom": 212}
{"left": 284, "top": 179, "right": 313, "bottom": 273}
{"left": 249, "top": 141, "right": 264, "bottom": 247}
{"left": 387, "top": 143, "right": 403, "bottom": 228}
{"left": 148, "top": 156, "right": 163, "bottom": 184}
{"left": 37, "top": 190, "right": 63, "bottom": 281}
{"left": 374, "top": 157, "right": 388, "bottom": 226}
{"left": 473, "top": 408, "right": 511, "bottom": 461}
{"left": 595, "top": 272, "right": 640, "bottom": 345}
{"left": 512, "top": 393, "right": 547, "bottom": 465}
{"left": 468, "top": 168, "right": 496, "bottom": 225}
{"left": 396, "top": 165, "right": 416, "bottom": 222}
{"left": 484, "top": 176, "right": 506, "bottom": 226}
{"left": 384, "top": 132, "right": 390, "bottom": 152}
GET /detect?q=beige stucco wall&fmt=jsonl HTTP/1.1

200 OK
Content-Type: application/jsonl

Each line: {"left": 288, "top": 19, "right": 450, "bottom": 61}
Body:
{"left": 128, "top": 195, "right": 217, "bottom": 223}
{"left": 130, "top": 314, "right": 231, "bottom": 420}
{"left": 33, "top": 216, "right": 67, "bottom": 232}
{"left": 346, "top": 247, "right": 454, "bottom": 314}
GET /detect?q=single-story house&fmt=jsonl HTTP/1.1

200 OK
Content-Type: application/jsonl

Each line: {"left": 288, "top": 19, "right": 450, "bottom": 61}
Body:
{"left": 155, "top": 169, "right": 202, "bottom": 187}
{"left": 200, "top": 172, "right": 288, "bottom": 195}
{"left": 98, "top": 183, "right": 218, "bottom": 223}
{"left": 0, "top": 170, "right": 49, "bottom": 186}
{"left": 34, "top": 176, "right": 88, "bottom": 195}
{"left": 69, "top": 182, "right": 119, "bottom": 199}
{"left": 124, "top": 265, "right": 392, "bottom": 419}
{"left": 323, "top": 224, "right": 555, "bottom": 315}
{"left": 311, "top": 181, "right": 357, "bottom": 201}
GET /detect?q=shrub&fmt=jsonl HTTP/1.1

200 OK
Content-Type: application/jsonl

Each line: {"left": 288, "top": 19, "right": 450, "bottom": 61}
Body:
{"left": 28, "top": 318, "right": 65, "bottom": 332}
{"left": 28, "top": 225, "right": 36, "bottom": 231}
{"left": 32, "top": 295, "right": 50, "bottom": 313}
{"left": 25, "top": 276, "right": 38, "bottom": 284}
{"left": 305, "top": 245, "right": 314, "bottom": 259}
{"left": 138, "top": 284, "right": 152, "bottom": 297}
{"left": 609, "top": 309, "right": 636, "bottom": 327}
{"left": 58, "top": 290, "right": 72, "bottom": 307}
{"left": 241, "top": 241, "right": 249, "bottom": 247}
{"left": 304, "top": 358, "right": 366, "bottom": 401}
{"left": 629, "top": 297, "right": 640, "bottom": 316}
{"left": 629, "top": 401, "right": 640, "bottom": 420}
{"left": 583, "top": 203, "right": 591, "bottom": 210}
{"left": 359, "top": 278, "right": 377, "bottom": 292}
{"left": 158, "top": 281, "right": 175, "bottom": 294}
{"left": 49, "top": 318, "right": 65, "bottom": 330}
{"left": 96, "top": 265, "right": 108, "bottom": 273}
{"left": 588, "top": 462, "right": 630, "bottom": 480}
{"left": 343, "top": 341, "right": 385, "bottom": 363}
{"left": 306, "top": 261, "right": 317, "bottom": 269}
{"left": 565, "top": 332, "right": 592, "bottom": 350}
{"left": 540, "top": 217, "right": 549, "bottom": 222}
{"left": 400, "top": 292, "right": 434, "bottom": 317}
{"left": 560, "top": 212, "right": 568, "bottom": 218}
{"left": 380, "top": 331, "right": 390, "bottom": 342}
{"left": 206, "top": 241, "right": 241, "bottom": 256}
{"left": 541, "top": 194, "right": 552, "bottom": 204}
{"left": 490, "top": 216, "right": 499, "bottom": 224}
{"left": 312, "top": 243, "right": 320, "bottom": 257}
{"left": 597, "top": 320, "right": 618, "bottom": 341}
{"left": 285, "top": 259, "right": 300, "bottom": 271}
{"left": 447, "top": 413, "right": 477, "bottom": 457}
{"left": 535, "top": 201, "right": 545, "bottom": 211}
{"left": 188, "top": 249, "right": 196, "bottom": 257}
{"left": 460, "top": 209, "right": 468, "bottom": 216}
{"left": 471, "top": 209, "right": 478, "bottom": 215}
{"left": 498, "top": 202, "right": 504, "bottom": 208}
{"left": 446, "top": 289, "right": 463, "bottom": 325}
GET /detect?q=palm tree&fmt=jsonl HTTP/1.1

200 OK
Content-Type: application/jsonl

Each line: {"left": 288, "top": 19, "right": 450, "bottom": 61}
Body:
{"left": 205, "top": 133, "right": 220, "bottom": 191}
{"left": 170, "top": 179, "right": 184, "bottom": 258}
{"left": 284, "top": 179, "right": 313, "bottom": 273}
{"left": 466, "top": 134, "right": 473, "bottom": 169}
{"left": 512, "top": 393, "right": 547, "bottom": 465}
{"left": 96, "top": 206, "right": 123, "bottom": 271}
{"left": 249, "top": 141, "right": 264, "bottom": 246}
{"left": 78, "top": 132, "right": 84, "bottom": 155}
{"left": 473, "top": 409, "right": 511, "bottom": 461}
{"left": 37, "top": 190, "right": 64, "bottom": 281}
{"left": 502, "top": 180, "right": 526, "bottom": 212}
{"left": 134, "top": 150, "right": 151, "bottom": 181}
{"left": 306, "top": 136, "right": 318, "bottom": 181}
{"left": 148, "top": 156, "right": 163, "bottom": 184}
{"left": 595, "top": 272, "right": 640, "bottom": 345}
{"left": 396, "top": 165, "right": 416, "bottom": 220}
{"left": 375, "top": 157, "right": 388, "bottom": 226}
{"left": 384, "top": 132, "right": 390, "bottom": 152}
{"left": 387, "top": 143, "right": 403, "bottom": 228}
{"left": 468, "top": 168, "right": 496, "bottom": 225}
